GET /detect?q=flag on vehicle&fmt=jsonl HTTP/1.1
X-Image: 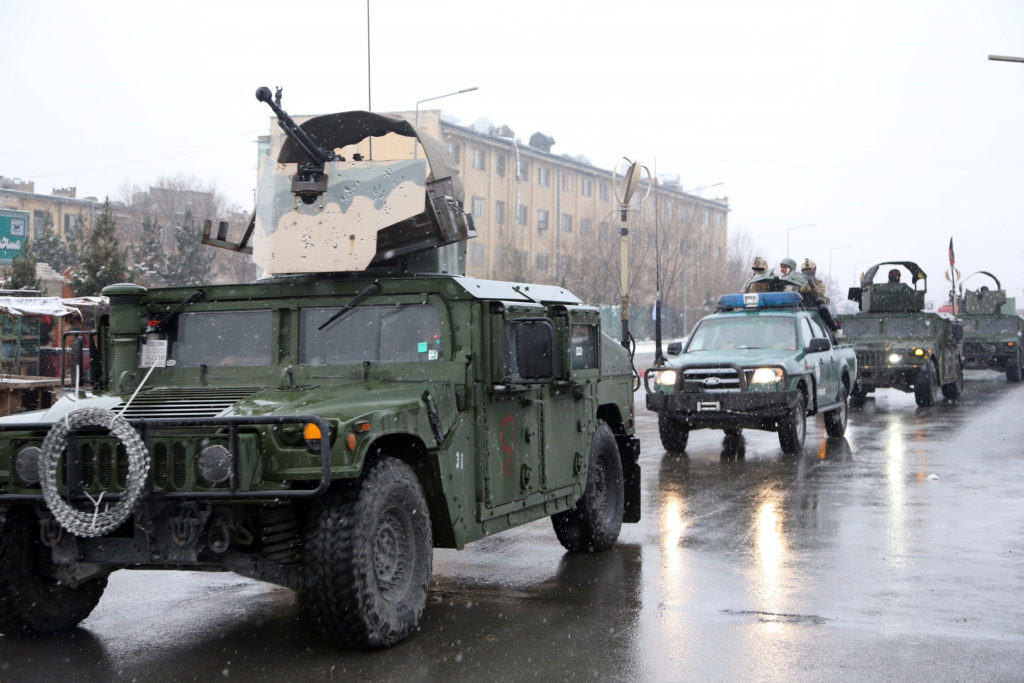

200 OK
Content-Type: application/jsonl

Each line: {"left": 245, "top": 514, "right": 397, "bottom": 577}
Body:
{"left": 949, "top": 237, "right": 955, "bottom": 266}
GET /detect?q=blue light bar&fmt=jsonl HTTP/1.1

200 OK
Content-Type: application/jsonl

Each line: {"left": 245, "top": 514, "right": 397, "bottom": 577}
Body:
{"left": 717, "top": 292, "right": 803, "bottom": 309}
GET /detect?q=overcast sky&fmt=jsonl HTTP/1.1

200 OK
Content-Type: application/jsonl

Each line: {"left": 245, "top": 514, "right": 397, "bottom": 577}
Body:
{"left": 2, "top": 0, "right": 1022, "bottom": 303}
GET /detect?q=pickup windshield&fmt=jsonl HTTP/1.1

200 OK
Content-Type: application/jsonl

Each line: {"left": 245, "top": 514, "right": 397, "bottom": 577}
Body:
{"left": 300, "top": 304, "right": 442, "bottom": 365}
{"left": 686, "top": 316, "right": 796, "bottom": 352}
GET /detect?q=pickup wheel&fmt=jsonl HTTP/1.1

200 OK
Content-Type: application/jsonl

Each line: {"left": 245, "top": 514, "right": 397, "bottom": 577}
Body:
{"left": 303, "top": 457, "right": 432, "bottom": 649}
{"left": 915, "top": 361, "right": 939, "bottom": 406}
{"left": 1006, "top": 352, "right": 1022, "bottom": 383}
{"left": 0, "top": 506, "right": 108, "bottom": 636}
{"left": 824, "top": 385, "right": 849, "bottom": 437}
{"left": 941, "top": 361, "right": 964, "bottom": 400}
{"left": 551, "top": 422, "right": 624, "bottom": 553}
{"left": 778, "top": 392, "right": 807, "bottom": 454}
{"left": 658, "top": 413, "right": 689, "bottom": 452}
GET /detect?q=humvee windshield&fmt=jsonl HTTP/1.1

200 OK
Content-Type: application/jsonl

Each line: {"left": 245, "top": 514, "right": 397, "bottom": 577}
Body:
{"left": 300, "top": 304, "right": 442, "bottom": 365}
{"left": 169, "top": 310, "right": 273, "bottom": 367}
{"left": 886, "top": 319, "right": 934, "bottom": 336}
{"left": 686, "top": 316, "right": 796, "bottom": 351}
{"left": 840, "top": 319, "right": 882, "bottom": 338}
{"left": 976, "top": 319, "right": 1019, "bottom": 335}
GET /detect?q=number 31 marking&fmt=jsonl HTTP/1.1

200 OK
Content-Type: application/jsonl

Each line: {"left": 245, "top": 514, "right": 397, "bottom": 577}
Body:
{"left": 455, "top": 452, "right": 464, "bottom": 470}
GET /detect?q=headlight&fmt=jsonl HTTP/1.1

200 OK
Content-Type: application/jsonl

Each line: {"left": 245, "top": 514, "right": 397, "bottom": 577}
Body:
{"left": 656, "top": 369, "right": 678, "bottom": 387}
{"left": 197, "top": 444, "right": 232, "bottom": 486}
{"left": 749, "top": 367, "right": 783, "bottom": 384}
{"left": 13, "top": 446, "right": 42, "bottom": 486}
{"left": 888, "top": 353, "right": 901, "bottom": 364}
{"left": 913, "top": 348, "right": 926, "bottom": 357}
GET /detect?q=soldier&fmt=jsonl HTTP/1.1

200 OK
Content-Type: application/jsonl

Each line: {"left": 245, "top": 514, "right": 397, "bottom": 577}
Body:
{"left": 743, "top": 256, "right": 771, "bottom": 292}
{"left": 800, "top": 258, "right": 827, "bottom": 299}
{"left": 778, "top": 257, "right": 808, "bottom": 292}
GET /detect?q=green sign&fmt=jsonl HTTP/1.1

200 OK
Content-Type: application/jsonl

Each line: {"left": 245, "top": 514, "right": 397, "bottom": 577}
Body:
{"left": 0, "top": 209, "right": 29, "bottom": 265}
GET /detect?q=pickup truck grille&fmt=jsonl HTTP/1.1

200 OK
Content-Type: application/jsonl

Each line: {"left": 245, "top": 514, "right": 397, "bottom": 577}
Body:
{"left": 681, "top": 367, "right": 742, "bottom": 393}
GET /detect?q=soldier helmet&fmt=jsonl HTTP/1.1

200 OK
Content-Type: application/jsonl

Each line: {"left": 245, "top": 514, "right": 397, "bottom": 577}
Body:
{"left": 780, "top": 257, "right": 797, "bottom": 272}
{"left": 801, "top": 258, "right": 816, "bottom": 273}
{"left": 888, "top": 268, "right": 901, "bottom": 282}
{"left": 752, "top": 256, "right": 768, "bottom": 272}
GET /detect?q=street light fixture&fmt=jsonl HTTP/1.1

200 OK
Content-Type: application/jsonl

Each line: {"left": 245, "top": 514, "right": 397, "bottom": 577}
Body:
{"left": 413, "top": 87, "right": 478, "bottom": 158}
{"left": 786, "top": 223, "right": 816, "bottom": 259}
{"left": 686, "top": 182, "right": 724, "bottom": 196}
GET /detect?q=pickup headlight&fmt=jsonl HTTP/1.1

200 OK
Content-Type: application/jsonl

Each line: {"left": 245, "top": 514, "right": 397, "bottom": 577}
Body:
{"left": 655, "top": 369, "right": 678, "bottom": 388}
{"left": 749, "top": 367, "right": 784, "bottom": 384}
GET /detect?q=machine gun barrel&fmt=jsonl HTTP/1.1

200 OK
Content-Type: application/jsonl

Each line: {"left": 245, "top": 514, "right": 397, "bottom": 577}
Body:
{"left": 256, "top": 86, "right": 336, "bottom": 165}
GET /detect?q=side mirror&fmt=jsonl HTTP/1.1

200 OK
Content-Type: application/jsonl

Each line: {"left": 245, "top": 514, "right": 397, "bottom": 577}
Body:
{"left": 806, "top": 337, "right": 831, "bottom": 353}
{"left": 666, "top": 341, "right": 683, "bottom": 356}
{"left": 847, "top": 287, "right": 862, "bottom": 303}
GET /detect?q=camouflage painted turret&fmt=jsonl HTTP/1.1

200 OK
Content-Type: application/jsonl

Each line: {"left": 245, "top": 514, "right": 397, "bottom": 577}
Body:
{"left": 956, "top": 271, "right": 1024, "bottom": 381}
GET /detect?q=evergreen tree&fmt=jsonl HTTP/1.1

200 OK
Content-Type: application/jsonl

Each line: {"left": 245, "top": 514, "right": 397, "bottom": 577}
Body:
{"left": 130, "top": 215, "right": 168, "bottom": 285}
{"left": 2, "top": 239, "right": 43, "bottom": 292}
{"left": 161, "top": 211, "right": 214, "bottom": 286}
{"left": 71, "top": 199, "right": 128, "bottom": 296}
{"left": 31, "top": 211, "right": 71, "bottom": 273}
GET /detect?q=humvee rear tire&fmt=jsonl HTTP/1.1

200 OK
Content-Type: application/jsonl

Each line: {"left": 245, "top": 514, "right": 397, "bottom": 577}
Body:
{"left": 658, "top": 413, "right": 689, "bottom": 452}
{"left": 0, "top": 506, "right": 108, "bottom": 636}
{"left": 941, "top": 362, "right": 964, "bottom": 400}
{"left": 303, "top": 457, "right": 432, "bottom": 649}
{"left": 915, "top": 361, "right": 938, "bottom": 406}
{"left": 778, "top": 393, "right": 807, "bottom": 454}
{"left": 551, "top": 422, "right": 623, "bottom": 553}
{"left": 824, "top": 385, "right": 849, "bottom": 437}
{"left": 1006, "top": 354, "right": 1022, "bottom": 383}
{"left": 850, "top": 382, "right": 868, "bottom": 408}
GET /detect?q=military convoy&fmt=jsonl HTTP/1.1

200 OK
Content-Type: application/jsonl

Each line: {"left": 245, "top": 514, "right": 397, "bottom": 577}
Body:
{"left": 645, "top": 290, "right": 856, "bottom": 454}
{"left": 955, "top": 271, "right": 1024, "bottom": 382}
{"left": 0, "top": 89, "right": 640, "bottom": 649}
{"left": 838, "top": 261, "right": 963, "bottom": 407}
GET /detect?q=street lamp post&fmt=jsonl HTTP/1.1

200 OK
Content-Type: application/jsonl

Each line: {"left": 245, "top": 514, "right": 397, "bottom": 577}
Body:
{"left": 685, "top": 182, "right": 724, "bottom": 196}
{"left": 786, "top": 223, "right": 816, "bottom": 259}
{"left": 413, "top": 88, "right": 479, "bottom": 157}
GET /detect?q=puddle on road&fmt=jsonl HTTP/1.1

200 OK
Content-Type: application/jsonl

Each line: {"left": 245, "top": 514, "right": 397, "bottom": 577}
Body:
{"left": 721, "top": 608, "right": 830, "bottom": 625}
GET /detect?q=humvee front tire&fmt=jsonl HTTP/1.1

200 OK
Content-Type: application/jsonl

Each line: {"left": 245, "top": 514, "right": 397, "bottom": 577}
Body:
{"left": 658, "top": 413, "right": 689, "bottom": 452}
{"left": 915, "top": 361, "right": 938, "bottom": 406}
{"left": 551, "top": 422, "right": 624, "bottom": 553}
{"left": 0, "top": 506, "right": 108, "bottom": 636}
{"left": 941, "top": 362, "right": 964, "bottom": 400}
{"left": 1007, "top": 353, "right": 1022, "bottom": 383}
{"left": 303, "top": 457, "right": 432, "bottom": 649}
{"left": 778, "top": 393, "right": 807, "bottom": 453}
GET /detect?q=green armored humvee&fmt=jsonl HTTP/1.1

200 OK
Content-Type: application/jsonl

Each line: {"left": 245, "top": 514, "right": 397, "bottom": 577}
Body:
{"left": 955, "top": 271, "right": 1024, "bottom": 382}
{"left": 0, "top": 89, "right": 640, "bottom": 649}
{"left": 838, "top": 261, "right": 964, "bottom": 407}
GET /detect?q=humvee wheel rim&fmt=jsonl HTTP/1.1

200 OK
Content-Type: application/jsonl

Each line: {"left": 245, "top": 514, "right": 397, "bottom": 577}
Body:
{"left": 374, "top": 505, "right": 413, "bottom": 600}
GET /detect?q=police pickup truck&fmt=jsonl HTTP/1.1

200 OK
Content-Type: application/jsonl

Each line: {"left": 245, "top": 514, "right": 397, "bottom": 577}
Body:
{"left": 645, "top": 292, "right": 857, "bottom": 454}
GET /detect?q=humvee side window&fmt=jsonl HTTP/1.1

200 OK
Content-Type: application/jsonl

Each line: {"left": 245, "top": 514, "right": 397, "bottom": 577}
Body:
{"left": 571, "top": 323, "right": 598, "bottom": 370}
{"left": 168, "top": 311, "right": 273, "bottom": 367}
{"left": 300, "top": 304, "right": 442, "bottom": 365}
{"left": 502, "top": 319, "right": 555, "bottom": 381}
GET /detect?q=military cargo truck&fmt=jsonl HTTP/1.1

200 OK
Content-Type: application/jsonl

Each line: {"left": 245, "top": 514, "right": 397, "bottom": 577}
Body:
{"left": 955, "top": 271, "right": 1024, "bottom": 382}
{"left": 0, "top": 89, "right": 640, "bottom": 650}
{"left": 838, "top": 261, "right": 963, "bottom": 407}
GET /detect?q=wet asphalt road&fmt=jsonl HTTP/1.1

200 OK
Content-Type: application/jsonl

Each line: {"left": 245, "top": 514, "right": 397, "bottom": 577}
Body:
{"left": 3, "top": 365, "right": 1024, "bottom": 681}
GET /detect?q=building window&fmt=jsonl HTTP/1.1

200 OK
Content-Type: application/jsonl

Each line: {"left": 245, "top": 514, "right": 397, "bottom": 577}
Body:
{"left": 581, "top": 218, "right": 592, "bottom": 236}
{"left": 538, "top": 166, "right": 551, "bottom": 187}
{"left": 599, "top": 221, "right": 609, "bottom": 239}
{"left": 705, "top": 208, "right": 712, "bottom": 225}
{"left": 560, "top": 254, "right": 572, "bottom": 275}
{"left": 32, "top": 209, "right": 53, "bottom": 237}
{"left": 537, "top": 209, "right": 550, "bottom": 230}
{"left": 517, "top": 204, "right": 529, "bottom": 226}
{"left": 666, "top": 201, "right": 674, "bottom": 219}
{"left": 517, "top": 159, "right": 530, "bottom": 181}
{"left": 536, "top": 252, "right": 549, "bottom": 273}
{"left": 447, "top": 141, "right": 461, "bottom": 164}
{"left": 470, "top": 242, "right": 487, "bottom": 268}
{"left": 472, "top": 148, "right": 486, "bottom": 171}
{"left": 560, "top": 214, "right": 573, "bottom": 233}
{"left": 472, "top": 196, "right": 486, "bottom": 219}
{"left": 496, "top": 154, "right": 507, "bottom": 177}
{"left": 599, "top": 182, "right": 610, "bottom": 201}
{"left": 581, "top": 178, "right": 593, "bottom": 197}
{"left": 561, "top": 174, "right": 573, "bottom": 192}
{"left": 495, "top": 200, "right": 505, "bottom": 224}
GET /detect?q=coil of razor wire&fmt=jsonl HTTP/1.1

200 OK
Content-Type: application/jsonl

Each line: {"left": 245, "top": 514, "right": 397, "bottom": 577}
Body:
{"left": 40, "top": 408, "right": 150, "bottom": 537}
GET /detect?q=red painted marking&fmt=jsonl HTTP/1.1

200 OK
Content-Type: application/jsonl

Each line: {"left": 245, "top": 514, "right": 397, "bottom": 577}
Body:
{"left": 499, "top": 414, "right": 515, "bottom": 454}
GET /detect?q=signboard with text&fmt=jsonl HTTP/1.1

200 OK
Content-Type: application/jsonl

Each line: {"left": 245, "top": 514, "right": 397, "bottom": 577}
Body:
{"left": 0, "top": 209, "right": 29, "bottom": 265}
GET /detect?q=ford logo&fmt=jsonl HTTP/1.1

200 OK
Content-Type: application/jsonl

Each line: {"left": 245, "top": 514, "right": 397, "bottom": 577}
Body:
{"left": 703, "top": 377, "right": 722, "bottom": 386}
